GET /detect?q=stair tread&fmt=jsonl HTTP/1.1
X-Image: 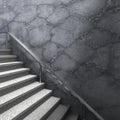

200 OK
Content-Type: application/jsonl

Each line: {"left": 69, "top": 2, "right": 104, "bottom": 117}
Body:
{"left": 65, "top": 113, "right": 79, "bottom": 120}
{"left": 23, "top": 97, "right": 61, "bottom": 120}
{"left": 0, "top": 49, "right": 12, "bottom": 55}
{"left": 0, "top": 55, "right": 16, "bottom": 58}
{"left": 0, "top": 74, "right": 37, "bottom": 89}
{"left": 0, "top": 82, "right": 44, "bottom": 105}
{"left": 1, "top": 89, "right": 52, "bottom": 120}
{"left": 0, "top": 49, "right": 11, "bottom": 51}
{"left": 0, "top": 61, "right": 23, "bottom": 67}
{"left": 0, "top": 68, "right": 30, "bottom": 77}
{"left": 47, "top": 104, "right": 70, "bottom": 120}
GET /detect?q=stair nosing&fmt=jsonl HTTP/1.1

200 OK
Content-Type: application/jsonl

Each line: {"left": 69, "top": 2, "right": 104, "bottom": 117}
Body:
{"left": 0, "top": 68, "right": 30, "bottom": 78}
{"left": 0, "top": 61, "right": 24, "bottom": 67}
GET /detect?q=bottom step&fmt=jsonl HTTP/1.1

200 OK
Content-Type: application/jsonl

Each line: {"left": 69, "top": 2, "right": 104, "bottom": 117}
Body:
{"left": 47, "top": 105, "right": 70, "bottom": 120}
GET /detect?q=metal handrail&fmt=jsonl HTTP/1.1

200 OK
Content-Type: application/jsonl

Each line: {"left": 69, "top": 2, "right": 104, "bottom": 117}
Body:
{"left": 6, "top": 32, "right": 104, "bottom": 120}
{"left": 8, "top": 33, "right": 42, "bottom": 82}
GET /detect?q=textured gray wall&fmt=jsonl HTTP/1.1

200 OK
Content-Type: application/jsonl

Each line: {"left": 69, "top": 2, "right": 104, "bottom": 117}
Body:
{"left": 0, "top": 0, "right": 120, "bottom": 119}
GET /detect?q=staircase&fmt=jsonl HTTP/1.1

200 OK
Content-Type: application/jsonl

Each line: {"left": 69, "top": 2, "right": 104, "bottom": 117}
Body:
{"left": 0, "top": 49, "right": 79, "bottom": 120}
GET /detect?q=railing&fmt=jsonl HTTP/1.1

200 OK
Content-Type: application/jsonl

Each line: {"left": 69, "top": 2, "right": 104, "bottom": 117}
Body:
{"left": 2, "top": 32, "right": 104, "bottom": 120}
{"left": 8, "top": 33, "right": 42, "bottom": 82}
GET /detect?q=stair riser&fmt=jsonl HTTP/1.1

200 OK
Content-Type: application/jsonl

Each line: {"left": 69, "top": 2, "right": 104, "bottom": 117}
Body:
{"left": 0, "top": 57, "right": 17, "bottom": 63}
{"left": 13, "top": 92, "right": 53, "bottom": 120}
{"left": 0, "top": 70, "right": 30, "bottom": 83}
{"left": 0, "top": 84, "right": 44, "bottom": 113}
{"left": 0, "top": 77, "right": 36, "bottom": 96}
{"left": 0, "top": 64, "right": 23, "bottom": 72}
{"left": 0, "top": 51, "right": 12, "bottom": 55}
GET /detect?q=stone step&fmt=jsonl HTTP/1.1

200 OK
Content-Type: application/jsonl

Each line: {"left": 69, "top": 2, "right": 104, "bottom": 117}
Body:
{"left": 23, "top": 97, "right": 61, "bottom": 120}
{"left": 1, "top": 89, "right": 52, "bottom": 120}
{"left": 0, "top": 74, "right": 37, "bottom": 96}
{"left": 0, "top": 82, "right": 45, "bottom": 113}
{"left": 0, "top": 49, "right": 11, "bottom": 55}
{"left": 0, "top": 61, "right": 24, "bottom": 72}
{"left": 0, "top": 68, "right": 30, "bottom": 83}
{"left": 46, "top": 104, "right": 70, "bottom": 120}
{"left": 0, "top": 55, "right": 17, "bottom": 63}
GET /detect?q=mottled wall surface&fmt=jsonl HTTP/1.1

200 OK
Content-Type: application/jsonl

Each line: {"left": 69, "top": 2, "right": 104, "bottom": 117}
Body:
{"left": 0, "top": 0, "right": 120, "bottom": 119}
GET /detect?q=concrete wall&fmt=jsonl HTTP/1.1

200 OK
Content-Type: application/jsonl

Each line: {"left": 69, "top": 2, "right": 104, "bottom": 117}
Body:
{"left": 0, "top": 0, "right": 120, "bottom": 119}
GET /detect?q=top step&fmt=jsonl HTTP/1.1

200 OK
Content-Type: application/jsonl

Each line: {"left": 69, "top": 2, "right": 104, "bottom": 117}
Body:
{"left": 0, "top": 55, "right": 17, "bottom": 63}
{"left": 0, "top": 49, "right": 12, "bottom": 55}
